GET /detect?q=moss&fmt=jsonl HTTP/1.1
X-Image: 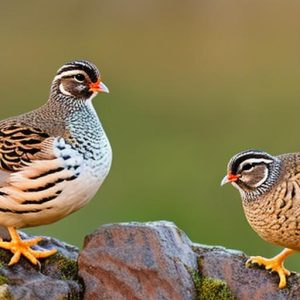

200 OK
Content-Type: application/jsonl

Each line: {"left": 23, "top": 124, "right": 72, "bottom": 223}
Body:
{"left": 0, "top": 250, "right": 10, "bottom": 285}
{"left": 188, "top": 257, "right": 235, "bottom": 300}
{"left": 57, "top": 256, "right": 77, "bottom": 281}
{"left": 43, "top": 253, "right": 83, "bottom": 299}
{"left": 189, "top": 267, "right": 202, "bottom": 293}
{"left": 0, "top": 248, "right": 81, "bottom": 299}
{"left": 0, "top": 275, "right": 9, "bottom": 285}
{"left": 0, "top": 249, "right": 13, "bottom": 267}
{"left": 198, "top": 277, "right": 235, "bottom": 300}
{"left": 44, "top": 253, "right": 78, "bottom": 281}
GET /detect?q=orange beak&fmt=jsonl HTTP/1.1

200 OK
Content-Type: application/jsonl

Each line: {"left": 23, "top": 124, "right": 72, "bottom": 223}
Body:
{"left": 221, "top": 173, "right": 240, "bottom": 186}
{"left": 89, "top": 80, "right": 109, "bottom": 93}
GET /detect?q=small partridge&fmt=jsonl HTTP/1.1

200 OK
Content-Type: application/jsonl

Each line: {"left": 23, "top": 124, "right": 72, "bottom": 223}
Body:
{"left": 222, "top": 149, "right": 300, "bottom": 288}
{"left": 0, "top": 60, "right": 112, "bottom": 266}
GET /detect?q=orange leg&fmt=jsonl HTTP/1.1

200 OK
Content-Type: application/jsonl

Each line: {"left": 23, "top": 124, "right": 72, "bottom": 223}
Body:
{"left": 246, "top": 248, "right": 295, "bottom": 288}
{"left": 0, "top": 227, "right": 57, "bottom": 266}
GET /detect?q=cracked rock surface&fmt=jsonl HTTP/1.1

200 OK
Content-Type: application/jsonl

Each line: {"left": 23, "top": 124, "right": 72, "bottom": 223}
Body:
{"left": 78, "top": 221, "right": 197, "bottom": 300}
{"left": 1, "top": 222, "right": 300, "bottom": 299}
{"left": 79, "top": 221, "right": 300, "bottom": 300}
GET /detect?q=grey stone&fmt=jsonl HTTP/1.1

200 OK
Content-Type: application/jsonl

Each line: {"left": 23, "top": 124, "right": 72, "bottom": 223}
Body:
{"left": 0, "top": 233, "right": 81, "bottom": 300}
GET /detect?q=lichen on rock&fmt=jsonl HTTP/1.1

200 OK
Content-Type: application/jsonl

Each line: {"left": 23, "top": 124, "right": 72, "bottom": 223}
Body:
{"left": 0, "top": 233, "right": 82, "bottom": 300}
{"left": 198, "top": 276, "right": 235, "bottom": 300}
{"left": 79, "top": 221, "right": 300, "bottom": 300}
{"left": 0, "top": 222, "right": 299, "bottom": 299}
{"left": 189, "top": 259, "right": 235, "bottom": 300}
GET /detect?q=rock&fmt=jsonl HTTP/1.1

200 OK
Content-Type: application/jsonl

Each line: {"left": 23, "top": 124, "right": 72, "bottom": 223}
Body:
{"left": 79, "top": 221, "right": 300, "bottom": 300}
{"left": 1, "top": 222, "right": 300, "bottom": 299}
{"left": 0, "top": 233, "right": 82, "bottom": 300}
{"left": 78, "top": 221, "right": 198, "bottom": 300}
{"left": 193, "top": 244, "right": 300, "bottom": 300}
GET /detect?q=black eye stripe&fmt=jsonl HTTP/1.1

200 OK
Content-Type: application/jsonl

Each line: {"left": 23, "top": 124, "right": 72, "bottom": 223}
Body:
{"left": 242, "top": 163, "right": 253, "bottom": 171}
{"left": 241, "top": 162, "right": 265, "bottom": 171}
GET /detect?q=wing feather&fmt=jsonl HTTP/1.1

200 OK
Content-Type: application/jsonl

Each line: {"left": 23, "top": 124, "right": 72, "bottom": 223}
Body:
{"left": 0, "top": 121, "right": 55, "bottom": 172}
{"left": 0, "top": 121, "right": 83, "bottom": 212}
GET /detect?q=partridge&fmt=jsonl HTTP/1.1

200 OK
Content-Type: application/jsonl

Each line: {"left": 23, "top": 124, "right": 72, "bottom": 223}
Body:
{"left": 221, "top": 149, "right": 300, "bottom": 288}
{"left": 0, "top": 60, "right": 112, "bottom": 266}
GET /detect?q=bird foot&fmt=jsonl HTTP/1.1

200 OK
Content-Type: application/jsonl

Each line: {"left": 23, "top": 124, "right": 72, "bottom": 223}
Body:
{"left": 0, "top": 227, "right": 57, "bottom": 266}
{"left": 246, "top": 255, "right": 290, "bottom": 288}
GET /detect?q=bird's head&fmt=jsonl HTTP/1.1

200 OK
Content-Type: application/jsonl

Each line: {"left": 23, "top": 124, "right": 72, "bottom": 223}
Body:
{"left": 51, "top": 60, "right": 109, "bottom": 101}
{"left": 221, "top": 149, "right": 281, "bottom": 199}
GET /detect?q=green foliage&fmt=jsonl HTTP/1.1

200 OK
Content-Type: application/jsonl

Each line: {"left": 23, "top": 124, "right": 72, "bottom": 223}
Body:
{"left": 0, "top": 275, "right": 8, "bottom": 286}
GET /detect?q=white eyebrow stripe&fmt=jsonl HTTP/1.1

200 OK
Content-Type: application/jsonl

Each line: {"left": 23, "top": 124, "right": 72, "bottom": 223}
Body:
{"left": 239, "top": 158, "right": 273, "bottom": 170}
{"left": 54, "top": 70, "right": 87, "bottom": 81}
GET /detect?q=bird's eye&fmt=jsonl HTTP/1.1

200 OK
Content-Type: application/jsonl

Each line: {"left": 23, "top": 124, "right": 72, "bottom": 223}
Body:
{"left": 242, "top": 164, "right": 253, "bottom": 171}
{"left": 74, "top": 74, "right": 85, "bottom": 82}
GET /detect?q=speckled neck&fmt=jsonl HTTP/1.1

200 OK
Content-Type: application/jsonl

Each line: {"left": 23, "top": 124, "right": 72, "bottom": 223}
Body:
{"left": 20, "top": 91, "right": 110, "bottom": 164}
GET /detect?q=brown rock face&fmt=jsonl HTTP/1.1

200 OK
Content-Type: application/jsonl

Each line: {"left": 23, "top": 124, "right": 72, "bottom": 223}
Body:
{"left": 2, "top": 222, "right": 300, "bottom": 299}
{"left": 193, "top": 244, "right": 300, "bottom": 300}
{"left": 78, "top": 221, "right": 197, "bottom": 300}
{"left": 78, "top": 221, "right": 300, "bottom": 300}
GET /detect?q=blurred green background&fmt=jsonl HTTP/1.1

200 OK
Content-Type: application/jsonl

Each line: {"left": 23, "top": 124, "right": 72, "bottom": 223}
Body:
{"left": 1, "top": 1, "right": 300, "bottom": 270}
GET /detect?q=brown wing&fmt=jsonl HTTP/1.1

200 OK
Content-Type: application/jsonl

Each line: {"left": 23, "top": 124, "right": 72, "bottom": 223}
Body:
{"left": 0, "top": 121, "right": 81, "bottom": 217}
{"left": 0, "top": 121, "right": 54, "bottom": 172}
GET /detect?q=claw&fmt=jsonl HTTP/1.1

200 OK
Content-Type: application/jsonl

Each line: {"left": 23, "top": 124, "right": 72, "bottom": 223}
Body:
{"left": 246, "top": 248, "right": 295, "bottom": 288}
{"left": 0, "top": 227, "right": 57, "bottom": 266}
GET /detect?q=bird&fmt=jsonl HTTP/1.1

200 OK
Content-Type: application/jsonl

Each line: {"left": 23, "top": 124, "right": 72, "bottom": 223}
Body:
{"left": 221, "top": 149, "right": 300, "bottom": 288}
{"left": 0, "top": 60, "right": 112, "bottom": 266}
